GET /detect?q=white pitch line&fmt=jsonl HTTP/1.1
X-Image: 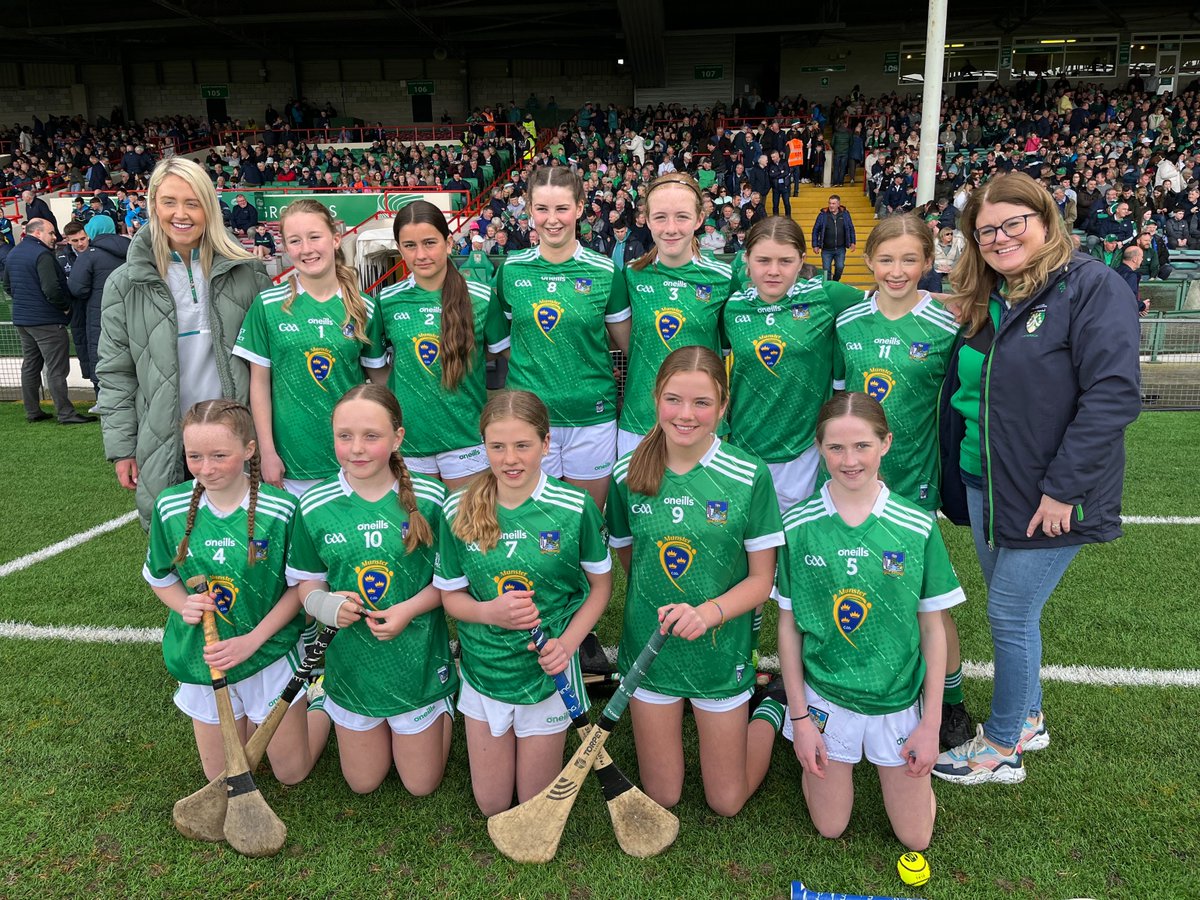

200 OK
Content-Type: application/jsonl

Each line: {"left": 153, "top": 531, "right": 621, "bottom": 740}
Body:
{"left": 4, "top": 624, "right": 1199, "bottom": 688}
{"left": 0, "top": 511, "right": 139, "bottom": 578}
{"left": 1121, "top": 515, "right": 1200, "bottom": 525}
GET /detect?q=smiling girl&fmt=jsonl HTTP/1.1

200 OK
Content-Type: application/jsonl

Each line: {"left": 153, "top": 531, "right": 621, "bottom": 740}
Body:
{"left": 435, "top": 391, "right": 612, "bottom": 815}
{"left": 377, "top": 200, "right": 506, "bottom": 489}
{"left": 233, "top": 199, "right": 387, "bottom": 497}
{"left": 774, "top": 392, "right": 964, "bottom": 850}
{"left": 493, "top": 167, "right": 631, "bottom": 511}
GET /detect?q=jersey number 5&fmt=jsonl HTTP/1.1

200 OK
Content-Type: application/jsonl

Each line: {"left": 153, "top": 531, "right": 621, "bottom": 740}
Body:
{"left": 846, "top": 557, "right": 858, "bottom": 576}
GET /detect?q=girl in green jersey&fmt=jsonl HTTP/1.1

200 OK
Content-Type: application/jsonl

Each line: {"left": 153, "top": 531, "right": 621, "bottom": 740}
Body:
{"left": 145, "top": 400, "right": 329, "bottom": 784}
{"left": 234, "top": 200, "right": 387, "bottom": 498}
{"left": 378, "top": 200, "right": 505, "bottom": 489}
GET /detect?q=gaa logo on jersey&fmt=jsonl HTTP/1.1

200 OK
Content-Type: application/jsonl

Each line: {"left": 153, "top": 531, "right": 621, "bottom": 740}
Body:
{"left": 864, "top": 367, "right": 895, "bottom": 402}
{"left": 833, "top": 588, "right": 872, "bottom": 648}
{"left": 909, "top": 341, "right": 930, "bottom": 361}
{"left": 655, "top": 308, "right": 686, "bottom": 346}
{"left": 538, "top": 531, "right": 561, "bottom": 554}
{"left": 656, "top": 536, "right": 695, "bottom": 591}
{"left": 883, "top": 550, "right": 906, "bottom": 577}
{"left": 305, "top": 348, "right": 335, "bottom": 390}
{"left": 574, "top": 277, "right": 593, "bottom": 294}
{"left": 706, "top": 500, "right": 728, "bottom": 526}
{"left": 414, "top": 334, "right": 440, "bottom": 373}
{"left": 208, "top": 576, "right": 238, "bottom": 624}
{"left": 753, "top": 335, "right": 786, "bottom": 376}
{"left": 533, "top": 300, "right": 563, "bottom": 342}
{"left": 251, "top": 538, "right": 269, "bottom": 562}
{"left": 495, "top": 569, "right": 534, "bottom": 595}
{"left": 791, "top": 302, "right": 810, "bottom": 320}
{"left": 355, "top": 561, "right": 394, "bottom": 609}
{"left": 695, "top": 284, "right": 713, "bottom": 302}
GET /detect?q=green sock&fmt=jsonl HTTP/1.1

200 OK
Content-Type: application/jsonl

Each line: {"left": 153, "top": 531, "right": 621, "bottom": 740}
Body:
{"left": 750, "top": 697, "right": 784, "bottom": 733}
{"left": 944, "top": 665, "right": 964, "bottom": 706}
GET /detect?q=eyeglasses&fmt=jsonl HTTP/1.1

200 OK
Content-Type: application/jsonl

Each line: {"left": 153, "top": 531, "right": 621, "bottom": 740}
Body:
{"left": 973, "top": 213, "right": 1037, "bottom": 245}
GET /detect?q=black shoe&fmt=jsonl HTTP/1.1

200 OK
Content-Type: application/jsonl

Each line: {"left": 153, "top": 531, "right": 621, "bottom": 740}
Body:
{"left": 578, "top": 631, "right": 612, "bottom": 676}
{"left": 27, "top": 412, "right": 52, "bottom": 422}
{"left": 940, "top": 700, "right": 974, "bottom": 751}
{"left": 751, "top": 674, "right": 787, "bottom": 713}
{"left": 58, "top": 413, "right": 99, "bottom": 425}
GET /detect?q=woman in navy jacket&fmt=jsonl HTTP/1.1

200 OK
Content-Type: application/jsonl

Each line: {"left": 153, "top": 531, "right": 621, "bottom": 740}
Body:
{"left": 934, "top": 172, "right": 1141, "bottom": 786}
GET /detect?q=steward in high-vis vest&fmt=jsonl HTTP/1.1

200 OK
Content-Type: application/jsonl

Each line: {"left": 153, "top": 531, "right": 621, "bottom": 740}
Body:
{"left": 787, "top": 132, "right": 805, "bottom": 196}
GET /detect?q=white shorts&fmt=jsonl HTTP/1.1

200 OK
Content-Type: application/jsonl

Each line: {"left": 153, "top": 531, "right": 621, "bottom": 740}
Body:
{"left": 632, "top": 686, "right": 753, "bottom": 714}
{"left": 174, "top": 645, "right": 304, "bottom": 725}
{"left": 768, "top": 444, "right": 821, "bottom": 513}
{"left": 458, "top": 668, "right": 585, "bottom": 738}
{"left": 616, "top": 427, "right": 645, "bottom": 458}
{"left": 324, "top": 694, "right": 454, "bottom": 735}
{"left": 404, "top": 443, "right": 489, "bottom": 480}
{"left": 284, "top": 477, "right": 321, "bottom": 498}
{"left": 543, "top": 421, "right": 617, "bottom": 481}
{"left": 782, "top": 683, "right": 922, "bottom": 767}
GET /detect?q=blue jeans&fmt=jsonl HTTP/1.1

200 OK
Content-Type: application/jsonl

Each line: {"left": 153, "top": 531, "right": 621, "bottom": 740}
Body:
{"left": 963, "top": 474, "right": 1080, "bottom": 749}
{"left": 821, "top": 248, "right": 847, "bottom": 282}
{"left": 832, "top": 153, "right": 849, "bottom": 186}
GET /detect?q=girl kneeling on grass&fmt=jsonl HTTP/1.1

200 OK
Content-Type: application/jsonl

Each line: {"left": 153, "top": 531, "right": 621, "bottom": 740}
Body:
{"left": 288, "top": 385, "right": 458, "bottom": 795}
{"left": 773, "top": 392, "right": 965, "bottom": 850}
{"left": 608, "top": 346, "right": 785, "bottom": 817}
{"left": 434, "top": 390, "right": 612, "bottom": 816}
{"left": 144, "top": 399, "right": 329, "bottom": 784}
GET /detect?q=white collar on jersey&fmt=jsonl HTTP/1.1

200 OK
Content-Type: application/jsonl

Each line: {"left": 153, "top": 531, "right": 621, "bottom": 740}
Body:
{"left": 529, "top": 468, "right": 550, "bottom": 500}
{"left": 865, "top": 289, "right": 933, "bottom": 316}
{"left": 819, "top": 479, "right": 891, "bottom": 519}
{"left": 697, "top": 434, "right": 722, "bottom": 467}
{"left": 337, "top": 469, "right": 399, "bottom": 497}
{"left": 199, "top": 484, "right": 251, "bottom": 517}
{"left": 535, "top": 243, "right": 584, "bottom": 263}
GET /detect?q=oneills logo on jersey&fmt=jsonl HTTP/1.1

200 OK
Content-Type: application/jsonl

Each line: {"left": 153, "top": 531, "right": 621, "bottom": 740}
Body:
{"left": 305, "top": 348, "right": 335, "bottom": 390}
{"left": 414, "top": 334, "right": 440, "bottom": 373}
{"left": 1026, "top": 305, "right": 1047, "bottom": 334}
{"left": 791, "top": 302, "right": 810, "bottom": 319}
{"left": 208, "top": 576, "right": 238, "bottom": 624}
{"left": 833, "top": 588, "right": 872, "bottom": 648}
{"left": 574, "top": 277, "right": 593, "bottom": 294}
{"left": 355, "top": 561, "right": 394, "bottom": 609}
{"left": 706, "top": 500, "right": 728, "bottom": 526}
{"left": 883, "top": 550, "right": 906, "bottom": 577}
{"left": 538, "top": 530, "right": 561, "bottom": 553}
{"left": 695, "top": 284, "right": 713, "bottom": 302}
{"left": 909, "top": 341, "right": 930, "bottom": 361}
{"left": 655, "top": 308, "right": 686, "bottom": 346}
{"left": 533, "top": 300, "right": 563, "bottom": 342}
{"left": 753, "top": 335, "right": 786, "bottom": 375}
{"left": 657, "top": 536, "right": 695, "bottom": 591}
{"left": 251, "top": 538, "right": 269, "bottom": 562}
{"left": 864, "top": 368, "right": 894, "bottom": 402}
{"left": 495, "top": 570, "right": 534, "bottom": 595}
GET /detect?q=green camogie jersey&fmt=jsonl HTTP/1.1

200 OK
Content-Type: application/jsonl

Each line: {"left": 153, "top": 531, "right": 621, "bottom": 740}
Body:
{"left": 723, "top": 277, "right": 864, "bottom": 462}
{"left": 833, "top": 293, "right": 960, "bottom": 510}
{"left": 234, "top": 282, "right": 387, "bottom": 480}
{"left": 607, "top": 438, "right": 784, "bottom": 698}
{"left": 285, "top": 471, "right": 457, "bottom": 717}
{"left": 378, "top": 275, "right": 507, "bottom": 456}
{"left": 494, "top": 245, "right": 631, "bottom": 426}
{"left": 144, "top": 482, "right": 303, "bottom": 686}
{"left": 620, "top": 255, "right": 734, "bottom": 435}
{"left": 774, "top": 483, "right": 965, "bottom": 715}
{"left": 434, "top": 472, "right": 611, "bottom": 705}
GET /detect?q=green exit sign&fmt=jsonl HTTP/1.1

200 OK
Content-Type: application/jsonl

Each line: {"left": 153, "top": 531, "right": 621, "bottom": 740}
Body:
{"left": 200, "top": 84, "right": 229, "bottom": 100}
{"left": 884, "top": 51, "right": 900, "bottom": 74}
{"left": 694, "top": 66, "right": 724, "bottom": 80}
{"left": 407, "top": 80, "right": 435, "bottom": 96}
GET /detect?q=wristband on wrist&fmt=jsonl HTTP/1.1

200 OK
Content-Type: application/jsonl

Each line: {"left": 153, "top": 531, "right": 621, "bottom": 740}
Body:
{"left": 303, "top": 588, "right": 350, "bottom": 628}
{"left": 790, "top": 713, "right": 810, "bottom": 722}
{"left": 706, "top": 599, "right": 726, "bottom": 626}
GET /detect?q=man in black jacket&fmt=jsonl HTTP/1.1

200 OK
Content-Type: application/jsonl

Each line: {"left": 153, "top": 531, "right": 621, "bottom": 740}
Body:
{"left": 3, "top": 220, "right": 95, "bottom": 424}
{"left": 747, "top": 154, "right": 771, "bottom": 200}
{"left": 229, "top": 194, "right": 259, "bottom": 237}
{"left": 66, "top": 225, "right": 131, "bottom": 404}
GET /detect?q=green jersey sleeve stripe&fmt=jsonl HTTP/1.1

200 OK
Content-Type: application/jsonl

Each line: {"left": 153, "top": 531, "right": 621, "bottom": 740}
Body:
{"left": 914, "top": 306, "right": 961, "bottom": 335}
{"left": 694, "top": 256, "right": 733, "bottom": 278}
{"left": 835, "top": 301, "right": 874, "bottom": 326}
{"left": 706, "top": 457, "right": 755, "bottom": 486}
{"left": 879, "top": 507, "right": 934, "bottom": 537}
{"left": 745, "top": 530, "right": 785, "bottom": 551}
{"left": 538, "top": 495, "right": 586, "bottom": 514}
{"left": 363, "top": 297, "right": 376, "bottom": 317}
{"left": 577, "top": 247, "right": 616, "bottom": 272}
{"left": 231, "top": 345, "right": 271, "bottom": 367}
{"left": 259, "top": 284, "right": 292, "bottom": 303}
{"left": 299, "top": 487, "right": 348, "bottom": 514}
{"left": 540, "top": 482, "right": 587, "bottom": 503}
{"left": 712, "top": 446, "right": 758, "bottom": 476}
{"left": 881, "top": 496, "right": 936, "bottom": 529}
{"left": 253, "top": 505, "right": 292, "bottom": 525}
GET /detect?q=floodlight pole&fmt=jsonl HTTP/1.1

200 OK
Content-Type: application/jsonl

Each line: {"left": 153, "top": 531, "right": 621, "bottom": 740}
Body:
{"left": 915, "top": 0, "right": 948, "bottom": 206}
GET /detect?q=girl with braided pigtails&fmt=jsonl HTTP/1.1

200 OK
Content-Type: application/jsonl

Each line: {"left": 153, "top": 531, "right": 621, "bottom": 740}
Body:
{"left": 288, "top": 385, "right": 459, "bottom": 795}
{"left": 144, "top": 399, "right": 329, "bottom": 783}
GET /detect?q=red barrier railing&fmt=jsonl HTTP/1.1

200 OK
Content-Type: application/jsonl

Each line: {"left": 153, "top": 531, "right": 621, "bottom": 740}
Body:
{"left": 215, "top": 122, "right": 526, "bottom": 147}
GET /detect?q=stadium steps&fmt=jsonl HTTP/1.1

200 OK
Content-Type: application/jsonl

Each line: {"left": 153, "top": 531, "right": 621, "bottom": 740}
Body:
{"left": 789, "top": 182, "right": 877, "bottom": 291}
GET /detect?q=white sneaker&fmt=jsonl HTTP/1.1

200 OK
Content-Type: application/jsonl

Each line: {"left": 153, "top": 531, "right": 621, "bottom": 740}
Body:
{"left": 1020, "top": 712, "right": 1050, "bottom": 752}
{"left": 88, "top": 404, "right": 101, "bottom": 415}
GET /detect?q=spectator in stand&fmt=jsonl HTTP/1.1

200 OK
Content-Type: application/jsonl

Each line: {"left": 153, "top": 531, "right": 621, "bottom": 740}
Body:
{"left": 811, "top": 194, "right": 857, "bottom": 282}
{"left": 1116, "top": 245, "right": 1144, "bottom": 313}
{"left": 748, "top": 154, "right": 771, "bottom": 202}
{"left": 608, "top": 218, "right": 644, "bottom": 268}
{"left": 698, "top": 218, "right": 726, "bottom": 253}
{"left": 250, "top": 223, "right": 275, "bottom": 259}
{"left": 229, "top": 194, "right": 258, "bottom": 237}
{"left": 5, "top": 218, "right": 96, "bottom": 424}
{"left": 1165, "top": 207, "right": 1192, "bottom": 249}
{"left": 125, "top": 195, "right": 149, "bottom": 233}
{"left": 831, "top": 118, "right": 852, "bottom": 186}
{"left": 1089, "top": 234, "right": 1125, "bottom": 269}
{"left": 1135, "top": 229, "right": 1173, "bottom": 280}
{"left": 86, "top": 155, "right": 109, "bottom": 191}
{"left": 578, "top": 220, "right": 607, "bottom": 255}
{"left": 877, "top": 173, "right": 915, "bottom": 217}
{"left": 768, "top": 150, "right": 791, "bottom": 217}
{"left": 21, "top": 189, "right": 57, "bottom": 232}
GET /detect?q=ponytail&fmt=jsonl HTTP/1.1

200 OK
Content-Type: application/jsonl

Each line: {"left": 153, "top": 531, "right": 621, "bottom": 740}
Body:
{"left": 450, "top": 469, "right": 502, "bottom": 552}
{"left": 245, "top": 447, "right": 262, "bottom": 566}
{"left": 172, "top": 480, "right": 206, "bottom": 566}
{"left": 438, "top": 263, "right": 476, "bottom": 391}
{"left": 390, "top": 451, "right": 434, "bottom": 551}
{"left": 625, "top": 424, "right": 669, "bottom": 497}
